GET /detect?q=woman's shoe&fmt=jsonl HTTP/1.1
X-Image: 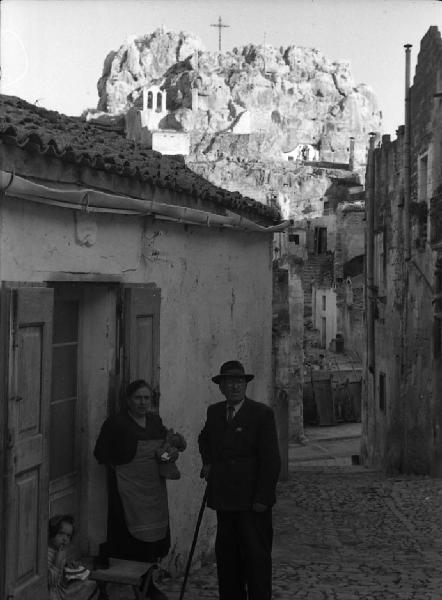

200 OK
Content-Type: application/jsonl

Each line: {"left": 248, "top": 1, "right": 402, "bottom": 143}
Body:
{"left": 147, "top": 581, "right": 169, "bottom": 600}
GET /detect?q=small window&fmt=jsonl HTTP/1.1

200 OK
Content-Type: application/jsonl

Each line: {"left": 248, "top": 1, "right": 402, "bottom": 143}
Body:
{"left": 379, "top": 372, "right": 386, "bottom": 413}
{"left": 288, "top": 234, "right": 299, "bottom": 244}
{"left": 288, "top": 156, "right": 294, "bottom": 162}
{"left": 418, "top": 154, "right": 428, "bottom": 202}
{"left": 322, "top": 295, "right": 326, "bottom": 311}
{"left": 374, "top": 232, "right": 385, "bottom": 291}
{"left": 315, "top": 227, "right": 327, "bottom": 254}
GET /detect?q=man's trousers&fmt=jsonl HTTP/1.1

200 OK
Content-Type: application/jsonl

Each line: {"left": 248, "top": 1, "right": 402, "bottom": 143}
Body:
{"left": 215, "top": 509, "right": 273, "bottom": 600}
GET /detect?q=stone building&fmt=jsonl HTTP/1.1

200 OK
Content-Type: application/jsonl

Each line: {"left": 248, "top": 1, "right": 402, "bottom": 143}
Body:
{"left": 282, "top": 144, "right": 320, "bottom": 163}
{"left": 362, "top": 27, "right": 442, "bottom": 473}
{"left": 125, "top": 86, "right": 191, "bottom": 155}
{"left": 0, "top": 94, "right": 284, "bottom": 599}
{"left": 274, "top": 168, "right": 366, "bottom": 433}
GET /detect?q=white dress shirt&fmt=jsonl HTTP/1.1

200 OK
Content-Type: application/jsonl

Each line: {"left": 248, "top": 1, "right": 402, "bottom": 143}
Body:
{"left": 226, "top": 399, "right": 245, "bottom": 421}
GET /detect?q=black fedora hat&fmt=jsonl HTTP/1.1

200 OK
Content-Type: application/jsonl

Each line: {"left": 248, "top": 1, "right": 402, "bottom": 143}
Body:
{"left": 212, "top": 360, "right": 254, "bottom": 384}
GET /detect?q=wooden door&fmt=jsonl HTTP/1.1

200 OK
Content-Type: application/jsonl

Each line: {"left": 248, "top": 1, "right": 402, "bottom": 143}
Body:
{"left": 122, "top": 286, "right": 161, "bottom": 405}
{"left": 1, "top": 286, "right": 53, "bottom": 600}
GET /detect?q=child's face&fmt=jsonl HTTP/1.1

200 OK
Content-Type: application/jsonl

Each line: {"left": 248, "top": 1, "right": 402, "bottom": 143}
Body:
{"left": 51, "top": 521, "right": 73, "bottom": 550}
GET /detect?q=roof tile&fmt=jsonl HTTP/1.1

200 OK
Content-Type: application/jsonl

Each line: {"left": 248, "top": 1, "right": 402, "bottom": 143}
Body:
{"left": 0, "top": 94, "right": 280, "bottom": 222}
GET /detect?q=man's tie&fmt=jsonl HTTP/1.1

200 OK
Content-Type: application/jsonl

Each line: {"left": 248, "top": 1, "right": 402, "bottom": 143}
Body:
{"left": 227, "top": 405, "right": 235, "bottom": 423}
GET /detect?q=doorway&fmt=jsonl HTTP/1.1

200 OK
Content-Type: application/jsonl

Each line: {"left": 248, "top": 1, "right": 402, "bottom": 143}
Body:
{"left": 1, "top": 281, "right": 161, "bottom": 598}
{"left": 48, "top": 286, "right": 82, "bottom": 553}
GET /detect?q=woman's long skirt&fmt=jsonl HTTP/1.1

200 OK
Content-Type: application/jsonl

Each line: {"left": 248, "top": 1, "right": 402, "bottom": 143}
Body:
{"left": 101, "top": 440, "right": 171, "bottom": 562}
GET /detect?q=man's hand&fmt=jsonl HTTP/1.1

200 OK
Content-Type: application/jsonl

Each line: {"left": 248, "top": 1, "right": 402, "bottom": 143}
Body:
{"left": 200, "top": 464, "right": 211, "bottom": 480}
{"left": 252, "top": 502, "right": 268, "bottom": 512}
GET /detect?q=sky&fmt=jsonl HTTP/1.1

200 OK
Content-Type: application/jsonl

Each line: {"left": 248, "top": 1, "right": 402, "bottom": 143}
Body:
{"left": 1, "top": 0, "right": 441, "bottom": 137}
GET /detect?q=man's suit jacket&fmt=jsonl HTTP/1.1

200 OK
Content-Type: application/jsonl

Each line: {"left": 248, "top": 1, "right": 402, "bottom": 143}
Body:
{"left": 198, "top": 397, "right": 281, "bottom": 511}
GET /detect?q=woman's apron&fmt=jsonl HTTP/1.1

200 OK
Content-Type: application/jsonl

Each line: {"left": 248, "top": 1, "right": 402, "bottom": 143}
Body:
{"left": 115, "top": 440, "right": 169, "bottom": 542}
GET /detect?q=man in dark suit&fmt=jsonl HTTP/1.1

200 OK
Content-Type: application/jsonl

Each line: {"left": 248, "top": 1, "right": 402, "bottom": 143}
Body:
{"left": 198, "top": 360, "right": 281, "bottom": 600}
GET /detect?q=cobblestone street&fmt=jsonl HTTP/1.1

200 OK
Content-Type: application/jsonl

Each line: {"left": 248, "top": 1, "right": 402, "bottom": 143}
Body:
{"left": 155, "top": 426, "right": 442, "bottom": 600}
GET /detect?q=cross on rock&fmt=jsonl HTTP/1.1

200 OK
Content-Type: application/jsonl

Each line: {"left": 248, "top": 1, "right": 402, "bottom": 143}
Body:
{"left": 211, "top": 16, "right": 230, "bottom": 52}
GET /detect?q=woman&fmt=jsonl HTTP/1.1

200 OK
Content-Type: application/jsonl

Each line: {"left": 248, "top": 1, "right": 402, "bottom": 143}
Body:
{"left": 94, "top": 380, "right": 185, "bottom": 600}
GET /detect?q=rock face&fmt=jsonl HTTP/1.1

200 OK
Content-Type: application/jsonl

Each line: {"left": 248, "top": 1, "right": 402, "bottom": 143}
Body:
{"left": 95, "top": 28, "right": 381, "bottom": 171}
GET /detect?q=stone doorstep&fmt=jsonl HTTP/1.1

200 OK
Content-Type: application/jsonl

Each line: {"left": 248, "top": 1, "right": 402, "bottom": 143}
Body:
{"left": 89, "top": 557, "right": 156, "bottom": 584}
{"left": 297, "top": 434, "right": 361, "bottom": 444}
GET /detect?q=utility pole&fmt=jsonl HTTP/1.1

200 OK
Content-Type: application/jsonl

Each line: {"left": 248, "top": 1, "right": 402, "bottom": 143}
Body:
{"left": 211, "top": 16, "right": 230, "bottom": 52}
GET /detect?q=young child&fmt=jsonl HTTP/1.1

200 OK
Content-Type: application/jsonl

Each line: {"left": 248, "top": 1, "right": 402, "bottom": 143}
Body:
{"left": 48, "top": 514, "right": 97, "bottom": 600}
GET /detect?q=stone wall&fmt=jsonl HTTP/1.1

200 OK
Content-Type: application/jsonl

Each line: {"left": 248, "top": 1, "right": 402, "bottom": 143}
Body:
{"left": 410, "top": 26, "right": 442, "bottom": 201}
{"left": 272, "top": 265, "right": 291, "bottom": 476}
{"left": 363, "top": 27, "right": 442, "bottom": 473}
{"left": 336, "top": 205, "right": 365, "bottom": 267}
{"left": 287, "top": 255, "right": 306, "bottom": 442}
{"left": 340, "top": 274, "right": 364, "bottom": 359}
{"left": 152, "top": 130, "right": 190, "bottom": 155}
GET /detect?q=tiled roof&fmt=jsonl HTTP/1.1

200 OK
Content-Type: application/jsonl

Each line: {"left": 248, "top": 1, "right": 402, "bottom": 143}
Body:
{"left": 0, "top": 95, "right": 280, "bottom": 223}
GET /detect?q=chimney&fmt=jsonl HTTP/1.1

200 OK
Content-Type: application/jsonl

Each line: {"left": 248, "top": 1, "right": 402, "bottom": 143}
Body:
{"left": 349, "top": 137, "right": 355, "bottom": 171}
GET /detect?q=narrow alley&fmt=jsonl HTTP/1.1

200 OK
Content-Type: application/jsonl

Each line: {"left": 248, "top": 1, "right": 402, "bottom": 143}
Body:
{"left": 157, "top": 425, "right": 442, "bottom": 600}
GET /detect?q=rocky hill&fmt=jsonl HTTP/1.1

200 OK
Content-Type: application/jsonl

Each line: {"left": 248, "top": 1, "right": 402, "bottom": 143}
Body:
{"left": 94, "top": 28, "right": 380, "bottom": 164}
{"left": 91, "top": 28, "right": 381, "bottom": 212}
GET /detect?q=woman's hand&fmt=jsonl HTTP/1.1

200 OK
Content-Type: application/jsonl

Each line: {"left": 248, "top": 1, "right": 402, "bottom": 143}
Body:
{"left": 160, "top": 446, "right": 179, "bottom": 462}
{"left": 168, "top": 447, "right": 179, "bottom": 462}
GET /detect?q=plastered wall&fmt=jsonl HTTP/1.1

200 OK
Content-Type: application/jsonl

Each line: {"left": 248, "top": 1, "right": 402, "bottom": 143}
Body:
{"left": 0, "top": 194, "right": 273, "bottom": 570}
{"left": 312, "top": 286, "right": 337, "bottom": 348}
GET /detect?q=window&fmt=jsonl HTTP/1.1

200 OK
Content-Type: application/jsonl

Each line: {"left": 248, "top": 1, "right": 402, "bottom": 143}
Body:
{"left": 322, "top": 295, "right": 326, "bottom": 311}
{"left": 374, "top": 231, "right": 385, "bottom": 292}
{"left": 288, "top": 233, "right": 299, "bottom": 244}
{"left": 315, "top": 227, "right": 327, "bottom": 254}
{"left": 147, "top": 91, "right": 153, "bottom": 109}
{"left": 156, "top": 92, "right": 162, "bottom": 112}
{"left": 418, "top": 154, "right": 429, "bottom": 202}
{"left": 379, "top": 372, "right": 386, "bottom": 413}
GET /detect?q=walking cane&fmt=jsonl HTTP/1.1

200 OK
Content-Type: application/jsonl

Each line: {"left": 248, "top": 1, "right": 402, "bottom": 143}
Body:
{"left": 178, "top": 485, "right": 209, "bottom": 600}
